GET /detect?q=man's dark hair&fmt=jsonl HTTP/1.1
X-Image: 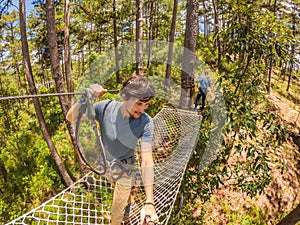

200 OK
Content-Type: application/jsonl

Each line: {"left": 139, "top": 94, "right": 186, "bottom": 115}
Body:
{"left": 120, "top": 75, "right": 155, "bottom": 102}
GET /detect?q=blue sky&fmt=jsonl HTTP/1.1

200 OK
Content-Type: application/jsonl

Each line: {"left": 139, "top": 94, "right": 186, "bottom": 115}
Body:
{"left": 11, "top": 0, "right": 35, "bottom": 14}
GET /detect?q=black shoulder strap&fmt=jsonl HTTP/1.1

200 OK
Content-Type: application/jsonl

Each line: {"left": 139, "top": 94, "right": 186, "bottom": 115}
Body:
{"left": 101, "top": 100, "right": 112, "bottom": 121}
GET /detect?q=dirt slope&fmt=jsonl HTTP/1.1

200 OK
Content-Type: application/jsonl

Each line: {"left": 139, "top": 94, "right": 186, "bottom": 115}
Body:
{"left": 194, "top": 90, "right": 300, "bottom": 224}
{"left": 267, "top": 90, "right": 300, "bottom": 133}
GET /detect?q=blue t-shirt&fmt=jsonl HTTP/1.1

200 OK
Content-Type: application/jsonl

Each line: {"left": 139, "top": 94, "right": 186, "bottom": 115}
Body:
{"left": 196, "top": 75, "right": 211, "bottom": 89}
{"left": 94, "top": 100, "right": 153, "bottom": 162}
{"left": 196, "top": 75, "right": 211, "bottom": 94}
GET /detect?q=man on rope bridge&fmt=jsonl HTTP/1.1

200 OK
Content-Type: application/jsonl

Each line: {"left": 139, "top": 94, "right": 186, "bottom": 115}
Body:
{"left": 6, "top": 93, "right": 202, "bottom": 225}
{"left": 193, "top": 70, "right": 211, "bottom": 111}
{"left": 66, "top": 75, "right": 159, "bottom": 225}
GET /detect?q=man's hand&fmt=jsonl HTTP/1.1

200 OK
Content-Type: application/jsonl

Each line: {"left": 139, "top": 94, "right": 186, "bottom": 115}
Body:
{"left": 140, "top": 203, "right": 159, "bottom": 225}
{"left": 88, "top": 84, "right": 107, "bottom": 99}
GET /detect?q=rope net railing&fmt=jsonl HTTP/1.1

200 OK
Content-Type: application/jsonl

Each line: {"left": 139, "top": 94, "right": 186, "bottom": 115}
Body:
{"left": 7, "top": 106, "right": 202, "bottom": 225}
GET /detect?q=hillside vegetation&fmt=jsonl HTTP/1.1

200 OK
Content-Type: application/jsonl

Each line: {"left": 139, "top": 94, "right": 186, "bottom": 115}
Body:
{"left": 169, "top": 75, "right": 300, "bottom": 224}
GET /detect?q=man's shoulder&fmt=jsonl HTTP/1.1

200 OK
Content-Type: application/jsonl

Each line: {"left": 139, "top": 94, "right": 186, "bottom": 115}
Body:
{"left": 94, "top": 100, "right": 121, "bottom": 111}
{"left": 198, "top": 75, "right": 206, "bottom": 80}
{"left": 140, "top": 112, "right": 153, "bottom": 123}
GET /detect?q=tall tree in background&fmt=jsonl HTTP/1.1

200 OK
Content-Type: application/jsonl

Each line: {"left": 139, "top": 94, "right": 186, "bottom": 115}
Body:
{"left": 136, "top": 0, "right": 143, "bottom": 75}
{"left": 212, "top": 0, "right": 221, "bottom": 68}
{"left": 165, "top": 0, "right": 178, "bottom": 85}
{"left": 19, "top": 0, "right": 73, "bottom": 186}
{"left": 266, "top": 0, "right": 277, "bottom": 93}
{"left": 179, "top": 0, "right": 199, "bottom": 109}
{"left": 112, "top": 0, "right": 121, "bottom": 83}
{"left": 46, "top": 0, "right": 89, "bottom": 176}
{"left": 146, "top": 0, "right": 155, "bottom": 69}
{"left": 64, "top": 0, "right": 74, "bottom": 102}
{"left": 1, "top": 11, "right": 25, "bottom": 90}
{"left": 202, "top": 1, "right": 209, "bottom": 40}
{"left": 286, "top": 1, "right": 297, "bottom": 92}
{"left": 46, "top": 0, "right": 68, "bottom": 113}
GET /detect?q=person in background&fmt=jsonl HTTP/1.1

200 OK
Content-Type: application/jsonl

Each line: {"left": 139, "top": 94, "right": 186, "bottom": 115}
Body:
{"left": 193, "top": 70, "right": 211, "bottom": 111}
{"left": 66, "top": 75, "right": 159, "bottom": 225}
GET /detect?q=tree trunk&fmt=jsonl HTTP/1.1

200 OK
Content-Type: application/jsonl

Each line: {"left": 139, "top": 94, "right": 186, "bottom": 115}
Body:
{"left": 212, "top": 0, "right": 221, "bottom": 68}
{"left": 64, "top": 0, "right": 74, "bottom": 103}
{"left": 267, "top": 57, "right": 273, "bottom": 93}
{"left": 165, "top": 0, "right": 178, "bottom": 86}
{"left": 179, "top": 0, "right": 199, "bottom": 109}
{"left": 46, "top": 0, "right": 89, "bottom": 176}
{"left": 267, "top": 0, "right": 277, "bottom": 93}
{"left": 147, "top": 0, "right": 154, "bottom": 69}
{"left": 81, "top": 49, "right": 85, "bottom": 76}
{"left": 8, "top": 22, "right": 22, "bottom": 88}
{"left": 202, "top": 1, "right": 209, "bottom": 40}
{"left": 273, "top": 0, "right": 277, "bottom": 13}
{"left": 281, "top": 63, "right": 287, "bottom": 81}
{"left": 112, "top": 0, "right": 121, "bottom": 84}
{"left": 287, "top": 4, "right": 296, "bottom": 92}
{"left": 136, "top": 0, "right": 143, "bottom": 76}
{"left": 286, "top": 60, "right": 293, "bottom": 92}
{"left": 19, "top": 0, "right": 73, "bottom": 186}
{"left": 46, "top": 0, "right": 69, "bottom": 113}
{"left": 277, "top": 204, "right": 300, "bottom": 225}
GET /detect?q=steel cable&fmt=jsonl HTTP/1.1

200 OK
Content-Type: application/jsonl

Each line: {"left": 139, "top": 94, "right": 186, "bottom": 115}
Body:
{"left": 0, "top": 90, "right": 119, "bottom": 101}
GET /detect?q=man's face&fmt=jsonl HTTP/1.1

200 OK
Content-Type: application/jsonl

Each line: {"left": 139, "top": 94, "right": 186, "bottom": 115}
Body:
{"left": 125, "top": 98, "right": 151, "bottom": 119}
